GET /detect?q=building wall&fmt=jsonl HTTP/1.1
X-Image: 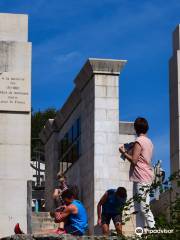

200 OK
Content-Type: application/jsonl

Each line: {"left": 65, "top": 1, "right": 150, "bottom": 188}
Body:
{"left": 65, "top": 79, "right": 95, "bottom": 231}
{"left": 169, "top": 25, "right": 180, "bottom": 174}
{"left": 44, "top": 132, "right": 59, "bottom": 211}
{"left": 151, "top": 190, "right": 171, "bottom": 222}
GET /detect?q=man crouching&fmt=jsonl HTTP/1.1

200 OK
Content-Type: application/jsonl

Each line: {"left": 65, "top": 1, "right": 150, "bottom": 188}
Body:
{"left": 52, "top": 189, "right": 88, "bottom": 236}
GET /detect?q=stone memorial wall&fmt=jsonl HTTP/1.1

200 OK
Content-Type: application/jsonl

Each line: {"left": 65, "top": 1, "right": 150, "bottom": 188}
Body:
{"left": 0, "top": 13, "right": 31, "bottom": 237}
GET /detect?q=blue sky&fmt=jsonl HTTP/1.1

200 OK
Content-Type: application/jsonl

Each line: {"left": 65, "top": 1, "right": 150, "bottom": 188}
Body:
{"left": 1, "top": 0, "right": 180, "bottom": 176}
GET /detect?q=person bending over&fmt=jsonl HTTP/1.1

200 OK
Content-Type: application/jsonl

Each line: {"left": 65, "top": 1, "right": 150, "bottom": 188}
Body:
{"left": 97, "top": 187, "right": 127, "bottom": 236}
{"left": 119, "top": 117, "right": 155, "bottom": 229}
{"left": 52, "top": 189, "right": 88, "bottom": 236}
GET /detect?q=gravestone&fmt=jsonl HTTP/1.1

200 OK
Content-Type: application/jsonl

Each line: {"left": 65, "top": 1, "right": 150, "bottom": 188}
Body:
{"left": 0, "top": 13, "right": 31, "bottom": 237}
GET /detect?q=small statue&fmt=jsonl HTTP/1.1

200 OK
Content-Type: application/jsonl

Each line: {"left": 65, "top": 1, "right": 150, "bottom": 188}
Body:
{"left": 153, "top": 160, "right": 165, "bottom": 200}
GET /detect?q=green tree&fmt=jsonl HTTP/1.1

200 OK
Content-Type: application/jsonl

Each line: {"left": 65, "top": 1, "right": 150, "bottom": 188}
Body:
{"left": 31, "top": 108, "right": 57, "bottom": 186}
{"left": 32, "top": 108, "right": 57, "bottom": 155}
{"left": 31, "top": 107, "right": 57, "bottom": 140}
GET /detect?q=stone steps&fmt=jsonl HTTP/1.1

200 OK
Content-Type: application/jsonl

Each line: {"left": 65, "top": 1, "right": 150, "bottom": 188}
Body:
{"left": 31, "top": 212, "right": 58, "bottom": 234}
{"left": 31, "top": 212, "right": 136, "bottom": 236}
{"left": 32, "top": 212, "right": 51, "bottom": 218}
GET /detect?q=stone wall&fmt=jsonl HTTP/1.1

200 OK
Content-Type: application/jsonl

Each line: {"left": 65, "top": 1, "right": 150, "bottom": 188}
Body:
{"left": 65, "top": 78, "right": 95, "bottom": 232}
{"left": 0, "top": 234, "right": 130, "bottom": 240}
{"left": 44, "top": 132, "right": 59, "bottom": 211}
{"left": 151, "top": 190, "right": 171, "bottom": 222}
{"left": 169, "top": 25, "right": 180, "bottom": 174}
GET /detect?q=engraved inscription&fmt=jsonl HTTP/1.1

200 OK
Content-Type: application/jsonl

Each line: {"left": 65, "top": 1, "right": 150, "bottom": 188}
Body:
{"left": 0, "top": 72, "right": 30, "bottom": 111}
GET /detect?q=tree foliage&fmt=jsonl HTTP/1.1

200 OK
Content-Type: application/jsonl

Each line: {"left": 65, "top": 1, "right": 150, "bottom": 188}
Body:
{"left": 31, "top": 108, "right": 57, "bottom": 162}
{"left": 31, "top": 107, "right": 57, "bottom": 140}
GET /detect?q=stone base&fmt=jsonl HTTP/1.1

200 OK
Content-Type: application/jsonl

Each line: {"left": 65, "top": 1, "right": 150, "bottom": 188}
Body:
{"left": 1, "top": 234, "right": 128, "bottom": 240}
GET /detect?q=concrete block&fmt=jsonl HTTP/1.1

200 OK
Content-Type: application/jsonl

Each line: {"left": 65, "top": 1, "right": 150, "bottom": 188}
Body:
{"left": 95, "top": 132, "right": 107, "bottom": 144}
{"left": 0, "top": 179, "right": 27, "bottom": 236}
{"left": 0, "top": 145, "right": 30, "bottom": 179}
{"left": 103, "top": 155, "right": 122, "bottom": 168}
{"left": 0, "top": 13, "right": 28, "bottom": 42}
{"left": 95, "top": 143, "right": 119, "bottom": 156}
{"left": 103, "top": 144, "right": 119, "bottom": 155}
{"left": 95, "top": 109, "right": 106, "bottom": 121}
{"left": 95, "top": 121, "right": 119, "bottom": 132}
{"left": 94, "top": 144, "right": 104, "bottom": 155}
{"left": 107, "top": 132, "right": 120, "bottom": 143}
{"left": 107, "top": 86, "right": 119, "bottom": 98}
{"left": 119, "top": 134, "right": 135, "bottom": 144}
{"left": 95, "top": 98, "right": 119, "bottom": 110}
{"left": 95, "top": 86, "right": 106, "bottom": 97}
{"left": 95, "top": 155, "right": 105, "bottom": 167}
{"left": 107, "top": 109, "right": 119, "bottom": 121}
{"left": 0, "top": 114, "right": 30, "bottom": 145}
{"left": 94, "top": 178, "right": 111, "bottom": 190}
{"left": 0, "top": 179, "right": 27, "bottom": 214}
{"left": 95, "top": 74, "right": 119, "bottom": 86}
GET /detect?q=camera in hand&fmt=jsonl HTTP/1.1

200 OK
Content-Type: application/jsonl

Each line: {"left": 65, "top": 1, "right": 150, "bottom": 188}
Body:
{"left": 121, "top": 142, "right": 134, "bottom": 160}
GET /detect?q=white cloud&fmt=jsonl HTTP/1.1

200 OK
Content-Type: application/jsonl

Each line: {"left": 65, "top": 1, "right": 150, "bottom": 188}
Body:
{"left": 54, "top": 51, "right": 81, "bottom": 64}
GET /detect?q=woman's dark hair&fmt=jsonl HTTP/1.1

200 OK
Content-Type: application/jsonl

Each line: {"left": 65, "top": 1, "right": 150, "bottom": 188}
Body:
{"left": 61, "top": 189, "right": 75, "bottom": 200}
{"left": 134, "top": 117, "right": 149, "bottom": 135}
{"left": 116, "top": 187, "right": 127, "bottom": 198}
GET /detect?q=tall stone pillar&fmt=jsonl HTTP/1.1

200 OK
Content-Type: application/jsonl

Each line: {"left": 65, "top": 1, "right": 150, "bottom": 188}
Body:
{"left": 93, "top": 60, "right": 135, "bottom": 234}
{"left": 0, "top": 14, "right": 31, "bottom": 237}
{"left": 94, "top": 63, "right": 124, "bottom": 219}
{"left": 169, "top": 25, "right": 180, "bottom": 174}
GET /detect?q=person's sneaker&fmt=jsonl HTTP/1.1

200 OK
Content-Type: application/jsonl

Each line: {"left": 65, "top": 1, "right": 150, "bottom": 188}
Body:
{"left": 14, "top": 223, "right": 24, "bottom": 234}
{"left": 54, "top": 228, "right": 66, "bottom": 234}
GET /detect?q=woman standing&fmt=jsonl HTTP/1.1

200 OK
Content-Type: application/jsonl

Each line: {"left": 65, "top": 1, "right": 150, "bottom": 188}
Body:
{"left": 119, "top": 117, "right": 155, "bottom": 229}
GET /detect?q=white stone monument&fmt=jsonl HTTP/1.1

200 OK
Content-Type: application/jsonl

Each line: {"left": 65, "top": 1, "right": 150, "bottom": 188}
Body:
{"left": 0, "top": 13, "right": 31, "bottom": 237}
